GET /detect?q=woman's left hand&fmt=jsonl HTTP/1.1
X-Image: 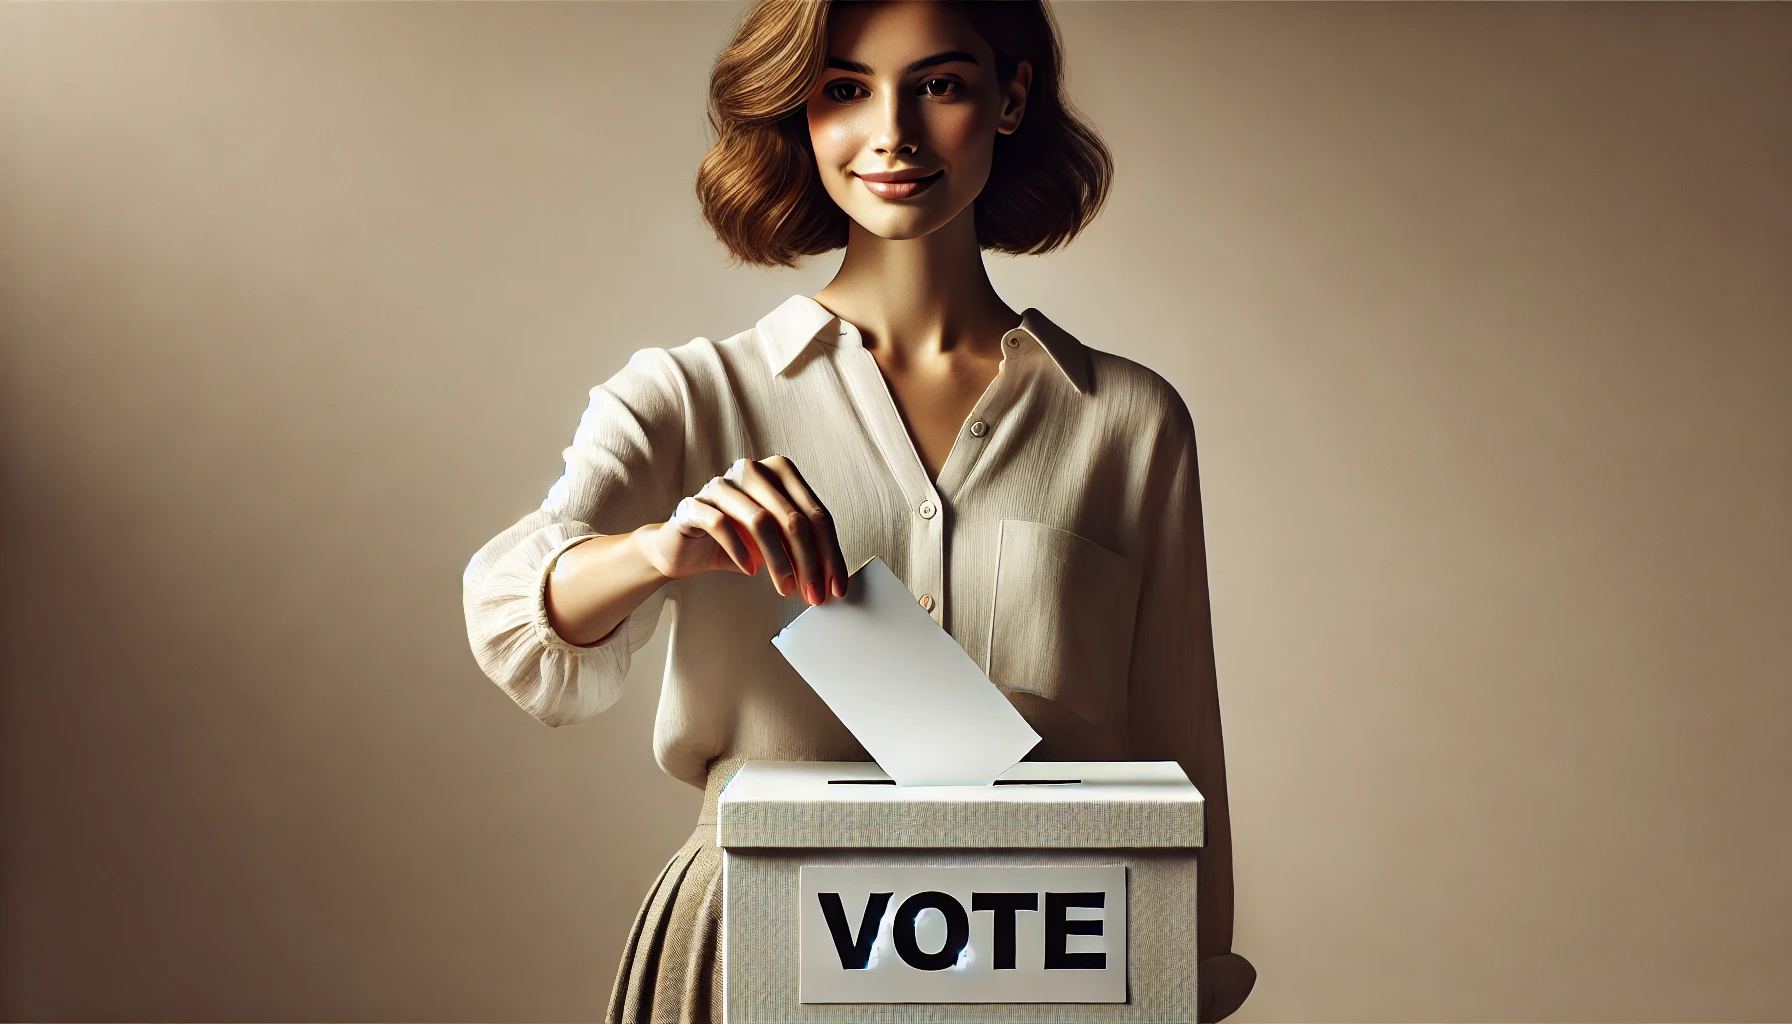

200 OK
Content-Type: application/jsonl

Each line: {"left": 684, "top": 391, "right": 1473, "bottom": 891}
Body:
{"left": 1198, "top": 952, "right": 1257, "bottom": 1023}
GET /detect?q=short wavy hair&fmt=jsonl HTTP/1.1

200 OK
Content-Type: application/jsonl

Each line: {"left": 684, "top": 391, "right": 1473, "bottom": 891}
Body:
{"left": 696, "top": 0, "right": 1114, "bottom": 268}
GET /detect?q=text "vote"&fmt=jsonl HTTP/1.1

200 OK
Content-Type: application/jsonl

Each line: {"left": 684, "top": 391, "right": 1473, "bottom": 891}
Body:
{"left": 816, "top": 890, "right": 1107, "bottom": 971}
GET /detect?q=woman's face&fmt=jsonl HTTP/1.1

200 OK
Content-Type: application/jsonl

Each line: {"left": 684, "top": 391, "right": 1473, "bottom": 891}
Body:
{"left": 805, "top": 1, "right": 1031, "bottom": 242}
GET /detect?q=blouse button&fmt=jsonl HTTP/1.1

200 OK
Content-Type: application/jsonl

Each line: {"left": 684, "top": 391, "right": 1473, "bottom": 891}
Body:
{"left": 919, "top": 500, "right": 937, "bottom": 520}
{"left": 969, "top": 420, "right": 988, "bottom": 437}
{"left": 918, "top": 594, "right": 936, "bottom": 613}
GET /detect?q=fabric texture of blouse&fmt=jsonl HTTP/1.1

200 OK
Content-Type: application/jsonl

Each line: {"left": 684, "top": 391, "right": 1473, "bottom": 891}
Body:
{"left": 462, "top": 293, "right": 1235, "bottom": 956}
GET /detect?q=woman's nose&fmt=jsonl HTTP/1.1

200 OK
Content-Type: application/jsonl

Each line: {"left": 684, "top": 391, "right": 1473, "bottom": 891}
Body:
{"left": 870, "top": 89, "right": 920, "bottom": 157}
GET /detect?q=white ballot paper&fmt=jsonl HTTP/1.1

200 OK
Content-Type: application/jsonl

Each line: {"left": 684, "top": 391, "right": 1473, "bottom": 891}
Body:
{"left": 771, "top": 556, "right": 1041, "bottom": 786}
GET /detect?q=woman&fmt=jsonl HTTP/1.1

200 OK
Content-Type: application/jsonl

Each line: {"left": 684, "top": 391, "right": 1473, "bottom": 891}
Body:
{"left": 462, "top": 0, "right": 1256, "bottom": 1020}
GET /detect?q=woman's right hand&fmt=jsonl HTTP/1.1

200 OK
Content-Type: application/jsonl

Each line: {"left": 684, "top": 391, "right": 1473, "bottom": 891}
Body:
{"left": 634, "top": 456, "right": 849, "bottom": 605}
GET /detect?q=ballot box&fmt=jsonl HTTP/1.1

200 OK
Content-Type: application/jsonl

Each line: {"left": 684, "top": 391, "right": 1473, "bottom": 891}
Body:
{"left": 718, "top": 759, "right": 1204, "bottom": 1023}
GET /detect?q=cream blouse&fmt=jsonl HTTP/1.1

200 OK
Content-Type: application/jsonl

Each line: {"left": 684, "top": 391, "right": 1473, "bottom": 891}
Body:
{"left": 461, "top": 293, "right": 1233, "bottom": 947}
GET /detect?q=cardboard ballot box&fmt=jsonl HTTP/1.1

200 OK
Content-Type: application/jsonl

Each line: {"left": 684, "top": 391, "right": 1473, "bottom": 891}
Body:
{"left": 718, "top": 759, "right": 1204, "bottom": 1023}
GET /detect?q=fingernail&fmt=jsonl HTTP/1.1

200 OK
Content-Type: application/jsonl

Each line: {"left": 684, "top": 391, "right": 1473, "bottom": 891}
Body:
{"left": 804, "top": 581, "right": 820, "bottom": 605}
{"left": 833, "top": 576, "right": 847, "bottom": 598}
{"left": 783, "top": 574, "right": 796, "bottom": 596}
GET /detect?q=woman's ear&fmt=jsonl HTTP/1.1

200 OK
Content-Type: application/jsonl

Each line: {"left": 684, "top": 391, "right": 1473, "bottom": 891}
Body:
{"left": 996, "top": 58, "right": 1033, "bottom": 136}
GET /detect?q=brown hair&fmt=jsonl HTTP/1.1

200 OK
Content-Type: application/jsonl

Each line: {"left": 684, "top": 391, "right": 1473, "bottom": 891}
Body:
{"left": 696, "top": 0, "right": 1114, "bottom": 268}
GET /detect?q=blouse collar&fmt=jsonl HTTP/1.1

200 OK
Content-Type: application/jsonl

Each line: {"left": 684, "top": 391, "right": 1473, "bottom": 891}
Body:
{"left": 755, "top": 293, "right": 1092, "bottom": 394}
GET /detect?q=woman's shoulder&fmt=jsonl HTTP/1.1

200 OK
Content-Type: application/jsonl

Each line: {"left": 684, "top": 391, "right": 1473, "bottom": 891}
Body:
{"left": 600, "top": 298, "right": 814, "bottom": 392}
{"left": 1074, "top": 342, "right": 1198, "bottom": 443}
{"left": 1086, "top": 347, "right": 1186, "bottom": 407}
{"left": 593, "top": 325, "right": 758, "bottom": 396}
{"left": 1022, "top": 308, "right": 1189, "bottom": 425}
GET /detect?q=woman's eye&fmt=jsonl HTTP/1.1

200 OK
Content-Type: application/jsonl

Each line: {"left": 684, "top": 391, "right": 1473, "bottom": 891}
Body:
{"left": 921, "top": 78, "right": 961, "bottom": 98}
{"left": 823, "top": 80, "right": 867, "bottom": 103}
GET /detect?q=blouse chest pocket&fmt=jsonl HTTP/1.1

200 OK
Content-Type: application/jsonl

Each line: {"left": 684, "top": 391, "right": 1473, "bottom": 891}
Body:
{"left": 986, "top": 519, "right": 1142, "bottom": 732}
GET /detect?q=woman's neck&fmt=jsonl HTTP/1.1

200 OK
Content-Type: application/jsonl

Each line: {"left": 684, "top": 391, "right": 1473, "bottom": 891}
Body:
{"left": 811, "top": 207, "right": 1021, "bottom": 366}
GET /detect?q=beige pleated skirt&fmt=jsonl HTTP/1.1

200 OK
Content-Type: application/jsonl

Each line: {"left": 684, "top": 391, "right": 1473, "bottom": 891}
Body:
{"left": 604, "top": 758, "right": 744, "bottom": 1024}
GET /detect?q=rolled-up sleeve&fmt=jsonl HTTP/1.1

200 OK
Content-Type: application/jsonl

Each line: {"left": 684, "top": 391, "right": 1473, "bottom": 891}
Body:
{"left": 1126, "top": 407, "right": 1235, "bottom": 960}
{"left": 462, "top": 347, "right": 689, "bottom": 727}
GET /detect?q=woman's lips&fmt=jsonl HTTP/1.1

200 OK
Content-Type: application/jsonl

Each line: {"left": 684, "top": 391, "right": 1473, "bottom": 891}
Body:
{"left": 858, "top": 170, "right": 944, "bottom": 200}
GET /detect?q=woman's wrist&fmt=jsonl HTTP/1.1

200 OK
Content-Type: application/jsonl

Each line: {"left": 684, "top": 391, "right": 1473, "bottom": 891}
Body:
{"left": 627, "top": 522, "right": 678, "bottom": 585}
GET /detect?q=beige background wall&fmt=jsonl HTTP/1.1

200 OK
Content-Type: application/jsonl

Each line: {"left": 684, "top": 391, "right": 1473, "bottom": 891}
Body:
{"left": 2, "top": 2, "right": 1788, "bottom": 1021}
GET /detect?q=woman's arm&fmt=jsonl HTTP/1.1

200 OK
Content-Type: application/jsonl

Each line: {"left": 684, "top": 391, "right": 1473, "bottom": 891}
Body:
{"left": 1127, "top": 419, "right": 1235, "bottom": 959}
{"left": 464, "top": 348, "right": 848, "bottom": 726}
{"left": 1124, "top": 410, "right": 1255, "bottom": 1021}
{"left": 461, "top": 349, "right": 691, "bottom": 726}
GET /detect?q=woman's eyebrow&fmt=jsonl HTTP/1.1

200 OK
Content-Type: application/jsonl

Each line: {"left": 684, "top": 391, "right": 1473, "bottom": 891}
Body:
{"left": 825, "top": 50, "right": 981, "bottom": 75}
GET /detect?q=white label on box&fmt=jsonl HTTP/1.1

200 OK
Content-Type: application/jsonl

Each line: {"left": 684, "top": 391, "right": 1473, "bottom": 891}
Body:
{"left": 798, "top": 864, "right": 1127, "bottom": 1003}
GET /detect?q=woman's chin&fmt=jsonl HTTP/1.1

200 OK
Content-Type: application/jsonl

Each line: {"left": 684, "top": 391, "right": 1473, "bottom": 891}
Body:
{"left": 845, "top": 209, "right": 960, "bottom": 243}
